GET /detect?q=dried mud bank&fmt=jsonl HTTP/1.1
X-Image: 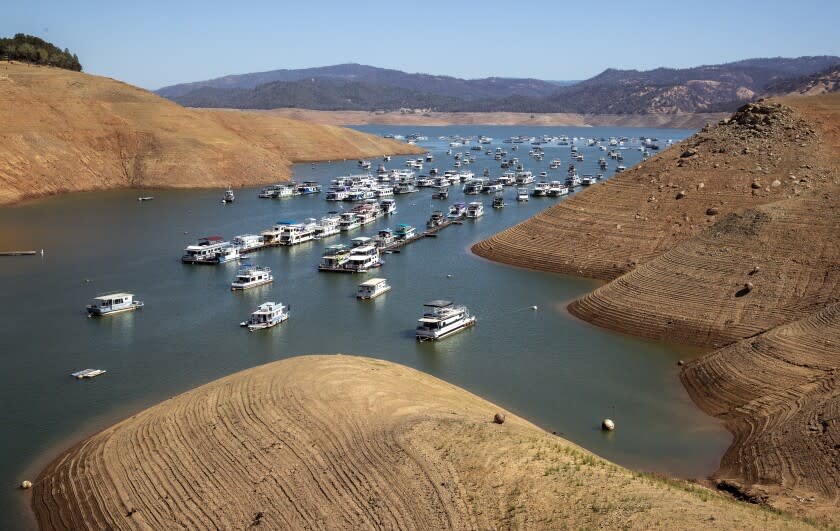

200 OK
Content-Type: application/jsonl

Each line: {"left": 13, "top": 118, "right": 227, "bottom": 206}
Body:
{"left": 33, "top": 356, "right": 807, "bottom": 530}
{"left": 473, "top": 94, "right": 840, "bottom": 522}
{"left": 0, "top": 63, "right": 422, "bottom": 205}
{"left": 259, "top": 108, "right": 728, "bottom": 129}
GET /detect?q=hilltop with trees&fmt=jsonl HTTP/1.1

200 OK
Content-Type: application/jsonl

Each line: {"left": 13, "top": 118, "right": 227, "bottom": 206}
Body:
{"left": 0, "top": 33, "right": 81, "bottom": 71}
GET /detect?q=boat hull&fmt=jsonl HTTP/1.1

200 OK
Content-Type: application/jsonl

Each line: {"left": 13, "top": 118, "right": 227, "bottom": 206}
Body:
{"left": 416, "top": 316, "right": 476, "bottom": 341}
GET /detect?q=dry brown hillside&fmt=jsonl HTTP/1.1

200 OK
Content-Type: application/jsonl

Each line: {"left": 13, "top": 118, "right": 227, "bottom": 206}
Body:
{"left": 0, "top": 62, "right": 421, "bottom": 204}
{"left": 473, "top": 94, "right": 840, "bottom": 522}
{"left": 33, "top": 355, "right": 810, "bottom": 530}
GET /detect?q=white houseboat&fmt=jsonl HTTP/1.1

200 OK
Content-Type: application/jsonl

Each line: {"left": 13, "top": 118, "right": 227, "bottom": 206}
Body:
{"left": 86, "top": 292, "right": 144, "bottom": 316}
{"left": 380, "top": 198, "right": 397, "bottom": 215}
{"left": 339, "top": 212, "right": 362, "bottom": 231}
{"left": 517, "top": 188, "right": 530, "bottom": 201}
{"left": 533, "top": 182, "right": 550, "bottom": 197}
{"left": 277, "top": 220, "right": 317, "bottom": 246}
{"left": 415, "top": 300, "right": 476, "bottom": 341}
{"left": 344, "top": 241, "right": 381, "bottom": 272}
{"left": 466, "top": 202, "right": 484, "bottom": 218}
{"left": 447, "top": 202, "right": 467, "bottom": 219}
{"left": 230, "top": 265, "right": 273, "bottom": 290}
{"left": 182, "top": 236, "right": 231, "bottom": 264}
{"left": 314, "top": 214, "right": 341, "bottom": 238}
{"left": 240, "top": 302, "right": 289, "bottom": 331}
{"left": 356, "top": 278, "right": 391, "bottom": 300}
{"left": 547, "top": 182, "right": 569, "bottom": 197}
{"left": 232, "top": 234, "right": 264, "bottom": 253}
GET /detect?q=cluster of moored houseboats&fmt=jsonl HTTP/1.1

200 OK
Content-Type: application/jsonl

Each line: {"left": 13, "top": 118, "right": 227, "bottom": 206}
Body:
{"left": 86, "top": 131, "right": 675, "bottom": 366}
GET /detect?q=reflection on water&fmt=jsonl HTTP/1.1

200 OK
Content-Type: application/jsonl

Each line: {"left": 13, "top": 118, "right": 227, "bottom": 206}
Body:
{"left": 0, "top": 125, "right": 730, "bottom": 530}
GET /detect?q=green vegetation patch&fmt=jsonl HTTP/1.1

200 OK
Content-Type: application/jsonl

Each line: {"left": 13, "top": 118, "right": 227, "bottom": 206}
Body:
{"left": 0, "top": 33, "right": 81, "bottom": 71}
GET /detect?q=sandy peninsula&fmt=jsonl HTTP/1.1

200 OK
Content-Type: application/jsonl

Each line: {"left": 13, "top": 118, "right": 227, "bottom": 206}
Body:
{"left": 473, "top": 94, "right": 840, "bottom": 523}
{"left": 32, "top": 355, "right": 809, "bottom": 530}
{"left": 0, "top": 62, "right": 422, "bottom": 206}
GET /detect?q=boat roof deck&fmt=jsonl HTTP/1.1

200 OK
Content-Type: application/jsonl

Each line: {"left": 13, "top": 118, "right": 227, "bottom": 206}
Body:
{"left": 424, "top": 300, "right": 453, "bottom": 308}
{"left": 94, "top": 292, "right": 133, "bottom": 300}
{"left": 359, "top": 278, "right": 387, "bottom": 287}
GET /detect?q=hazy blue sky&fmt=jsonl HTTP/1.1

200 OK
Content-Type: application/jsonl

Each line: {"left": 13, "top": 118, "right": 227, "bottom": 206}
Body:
{"left": 3, "top": 0, "right": 839, "bottom": 89}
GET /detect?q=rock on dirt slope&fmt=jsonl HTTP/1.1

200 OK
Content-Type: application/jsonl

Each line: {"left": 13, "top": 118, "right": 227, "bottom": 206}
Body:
{"left": 0, "top": 62, "right": 421, "bottom": 205}
{"left": 33, "top": 355, "right": 808, "bottom": 530}
{"left": 473, "top": 94, "right": 840, "bottom": 523}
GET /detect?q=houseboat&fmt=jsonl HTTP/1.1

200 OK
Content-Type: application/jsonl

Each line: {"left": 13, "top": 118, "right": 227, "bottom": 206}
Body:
{"left": 492, "top": 195, "right": 506, "bottom": 209}
{"left": 222, "top": 188, "right": 235, "bottom": 203}
{"left": 415, "top": 300, "right": 476, "bottom": 341}
{"left": 232, "top": 234, "right": 264, "bottom": 253}
{"left": 533, "top": 182, "right": 550, "bottom": 197}
{"left": 339, "top": 212, "right": 362, "bottom": 231}
{"left": 214, "top": 243, "right": 241, "bottom": 263}
{"left": 515, "top": 171, "right": 535, "bottom": 185}
{"left": 547, "top": 182, "right": 569, "bottom": 197}
{"left": 517, "top": 188, "right": 530, "bottom": 201}
{"left": 240, "top": 302, "right": 289, "bottom": 331}
{"left": 393, "top": 224, "right": 416, "bottom": 240}
{"left": 277, "top": 220, "right": 317, "bottom": 246}
{"left": 375, "top": 228, "right": 395, "bottom": 248}
{"left": 466, "top": 202, "right": 484, "bottom": 219}
{"left": 182, "top": 236, "right": 231, "bottom": 264}
{"left": 432, "top": 187, "right": 449, "bottom": 200}
{"left": 230, "top": 265, "right": 273, "bottom": 290}
{"left": 356, "top": 278, "right": 391, "bottom": 300}
{"left": 393, "top": 180, "right": 418, "bottom": 194}
{"left": 86, "top": 292, "right": 144, "bottom": 316}
{"left": 296, "top": 181, "right": 322, "bottom": 195}
{"left": 318, "top": 244, "right": 352, "bottom": 271}
{"left": 427, "top": 210, "right": 446, "bottom": 228}
{"left": 447, "top": 202, "right": 467, "bottom": 219}
{"left": 344, "top": 242, "right": 381, "bottom": 272}
{"left": 380, "top": 198, "right": 397, "bottom": 215}
{"left": 314, "top": 214, "right": 341, "bottom": 239}
{"left": 463, "top": 179, "right": 483, "bottom": 195}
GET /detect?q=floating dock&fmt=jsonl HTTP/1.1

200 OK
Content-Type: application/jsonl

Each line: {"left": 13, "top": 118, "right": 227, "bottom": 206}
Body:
{"left": 0, "top": 251, "right": 37, "bottom": 256}
{"left": 379, "top": 218, "right": 456, "bottom": 253}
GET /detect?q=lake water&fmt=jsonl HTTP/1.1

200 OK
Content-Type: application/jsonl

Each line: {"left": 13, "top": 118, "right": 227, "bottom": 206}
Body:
{"left": 0, "top": 125, "right": 730, "bottom": 530}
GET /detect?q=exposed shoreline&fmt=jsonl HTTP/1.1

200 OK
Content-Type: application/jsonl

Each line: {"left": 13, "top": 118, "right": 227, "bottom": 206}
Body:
{"left": 0, "top": 63, "right": 423, "bottom": 207}
{"left": 252, "top": 108, "right": 728, "bottom": 129}
{"left": 471, "top": 93, "right": 840, "bottom": 523}
{"left": 32, "top": 355, "right": 808, "bottom": 530}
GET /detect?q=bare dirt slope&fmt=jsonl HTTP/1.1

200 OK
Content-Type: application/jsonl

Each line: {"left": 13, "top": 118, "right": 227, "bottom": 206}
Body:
{"left": 681, "top": 303, "right": 840, "bottom": 523}
{"left": 259, "top": 108, "right": 728, "bottom": 129}
{"left": 473, "top": 93, "right": 840, "bottom": 522}
{"left": 33, "top": 355, "right": 808, "bottom": 530}
{"left": 0, "top": 63, "right": 421, "bottom": 205}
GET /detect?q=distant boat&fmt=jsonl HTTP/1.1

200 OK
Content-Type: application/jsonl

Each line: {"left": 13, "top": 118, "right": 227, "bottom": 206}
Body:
{"left": 86, "top": 292, "right": 143, "bottom": 316}
{"left": 357, "top": 278, "right": 391, "bottom": 300}
{"left": 71, "top": 368, "right": 106, "bottom": 379}
{"left": 137, "top": 196, "right": 154, "bottom": 201}
{"left": 240, "top": 302, "right": 289, "bottom": 331}
{"left": 222, "top": 188, "right": 235, "bottom": 203}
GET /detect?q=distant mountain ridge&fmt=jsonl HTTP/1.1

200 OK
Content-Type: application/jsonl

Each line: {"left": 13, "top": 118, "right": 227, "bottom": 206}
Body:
{"left": 158, "top": 57, "right": 840, "bottom": 114}
{"left": 157, "top": 63, "right": 562, "bottom": 101}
